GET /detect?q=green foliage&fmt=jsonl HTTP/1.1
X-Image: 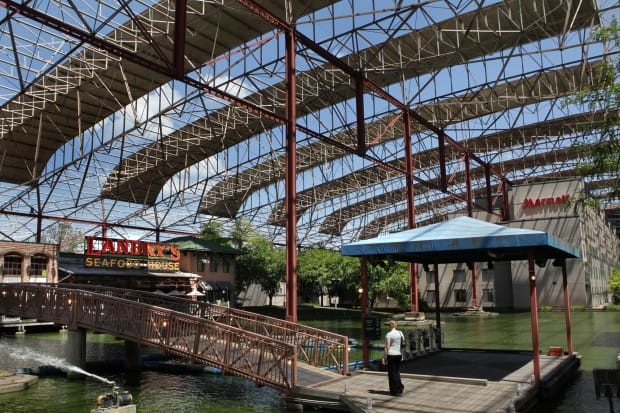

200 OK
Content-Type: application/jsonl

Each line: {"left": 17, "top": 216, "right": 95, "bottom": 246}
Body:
{"left": 226, "top": 221, "right": 411, "bottom": 309}
{"left": 372, "top": 262, "right": 410, "bottom": 308}
{"left": 42, "top": 222, "right": 83, "bottom": 252}
{"left": 566, "top": 19, "right": 620, "bottom": 203}
{"left": 235, "top": 236, "right": 285, "bottom": 305}
{"left": 229, "top": 218, "right": 257, "bottom": 249}
{"left": 298, "top": 248, "right": 360, "bottom": 303}
{"left": 199, "top": 221, "right": 230, "bottom": 246}
{"left": 610, "top": 265, "right": 620, "bottom": 304}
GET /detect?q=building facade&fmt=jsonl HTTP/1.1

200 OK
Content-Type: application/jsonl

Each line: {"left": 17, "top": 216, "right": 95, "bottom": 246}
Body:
{"left": 0, "top": 241, "right": 59, "bottom": 284}
{"left": 419, "top": 179, "right": 619, "bottom": 310}
{"left": 165, "top": 236, "right": 240, "bottom": 306}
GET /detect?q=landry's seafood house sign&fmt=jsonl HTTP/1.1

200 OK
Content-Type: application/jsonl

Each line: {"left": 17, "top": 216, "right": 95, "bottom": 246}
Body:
{"left": 84, "top": 236, "right": 180, "bottom": 272}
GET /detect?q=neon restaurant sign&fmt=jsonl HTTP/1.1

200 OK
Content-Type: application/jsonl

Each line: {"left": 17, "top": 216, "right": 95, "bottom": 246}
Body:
{"left": 84, "top": 236, "right": 180, "bottom": 272}
{"left": 522, "top": 194, "right": 570, "bottom": 209}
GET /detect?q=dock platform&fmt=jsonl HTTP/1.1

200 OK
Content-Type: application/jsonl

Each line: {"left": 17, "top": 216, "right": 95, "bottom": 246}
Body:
{"left": 0, "top": 317, "right": 56, "bottom": 333}
{"left": 290, "top": 349, "right": 580, "bottom": 412}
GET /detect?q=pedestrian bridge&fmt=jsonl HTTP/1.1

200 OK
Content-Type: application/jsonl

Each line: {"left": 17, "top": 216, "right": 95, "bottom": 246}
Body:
{"left": 0, "top": 283, "right": 349, "bottom": 391}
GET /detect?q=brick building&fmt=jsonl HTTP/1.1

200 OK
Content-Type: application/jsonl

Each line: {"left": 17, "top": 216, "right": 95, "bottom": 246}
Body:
{"left": 0, "top": 241, "right": 59, "bottom": 284}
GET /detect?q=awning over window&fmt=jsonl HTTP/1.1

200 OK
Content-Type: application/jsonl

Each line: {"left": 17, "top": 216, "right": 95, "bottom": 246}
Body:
{"left": 199, "top": 280, "right": 234, "bottom": 292}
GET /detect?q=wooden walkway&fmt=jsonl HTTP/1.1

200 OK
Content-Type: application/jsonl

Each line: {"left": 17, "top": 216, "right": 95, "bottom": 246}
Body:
{"left": 290, "top": 354, "right": 580, "bottom": 413}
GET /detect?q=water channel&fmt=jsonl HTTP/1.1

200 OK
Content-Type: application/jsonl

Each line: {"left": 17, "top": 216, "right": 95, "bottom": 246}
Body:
{"left": 0, "top": 310, "right": 617, "bottom": 412}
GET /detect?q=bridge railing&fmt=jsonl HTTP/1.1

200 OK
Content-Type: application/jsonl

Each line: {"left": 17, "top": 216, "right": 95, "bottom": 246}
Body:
{"left": 0, "top": 284, "right": 297, "bottom": 390}
{"left": 58, "top": 284, "right": 349, "bottom": 375}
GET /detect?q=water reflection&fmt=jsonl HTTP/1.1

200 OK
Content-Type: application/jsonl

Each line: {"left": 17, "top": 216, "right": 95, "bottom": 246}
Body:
{"left": 0, "top": 333, "right": 287, "bottom": 413}
{"left": 0, "top": 311, "right": 617, "bottom": 412}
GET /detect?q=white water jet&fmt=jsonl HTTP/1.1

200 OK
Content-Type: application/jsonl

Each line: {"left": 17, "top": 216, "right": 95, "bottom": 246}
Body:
{"left": 0, "top": 341, "right": 114, "bottom": 385}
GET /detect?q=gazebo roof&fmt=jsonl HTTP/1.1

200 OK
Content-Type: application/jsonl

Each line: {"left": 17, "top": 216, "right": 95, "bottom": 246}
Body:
{"left": 341, "top": 216, "right": 579, "bottom": 264}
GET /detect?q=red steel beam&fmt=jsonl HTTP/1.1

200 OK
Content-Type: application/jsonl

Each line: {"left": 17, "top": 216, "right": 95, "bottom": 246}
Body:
{"left": 0, "top": 0, "right": 286, "bottom": 126}
{"left": 174, "top": 0, "right": 187, "bottom": 79}
{"left": 403, "top": 110, "right": 419, "bottom": 313}
{"left": 284, "top": 30, "right": 298, "bottom": 323}
{"left": 0, "top": 209, "right": 196, "bottom": 237}
{"left": 237, "top": 0, "right": 511, "bottom": 190}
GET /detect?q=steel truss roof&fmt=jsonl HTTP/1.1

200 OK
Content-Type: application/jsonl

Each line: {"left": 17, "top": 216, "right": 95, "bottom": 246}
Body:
{"left": 0, "top": 0, "right": 617, "bottom": 247}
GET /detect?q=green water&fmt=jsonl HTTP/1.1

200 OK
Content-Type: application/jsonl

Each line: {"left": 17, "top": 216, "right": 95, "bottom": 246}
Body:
{"left": 0, "top": 311, "right": 618, "bottom": 412}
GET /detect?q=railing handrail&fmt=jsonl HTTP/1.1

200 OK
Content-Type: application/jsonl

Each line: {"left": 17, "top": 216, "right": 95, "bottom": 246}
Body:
{"left": 56, "top": 283, "right": 349, "bottom": 375}
{"left": 0, "top": 284, "right": 297, "bottom": 390}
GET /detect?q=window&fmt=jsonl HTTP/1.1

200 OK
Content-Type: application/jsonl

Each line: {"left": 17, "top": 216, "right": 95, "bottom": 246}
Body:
{"left": 3, "top": 254, "right": 22, "bottom": 276}
{"left": 454, "top": 289, "right": 467, "bottom": 303}
{"left": 197, "top": 257, "right": 205, "bottom": 272}
{"left": 483, "top": 289, "right": 495, "bottom": 303}
{"left": 481, "top": 269, "right": 494, "bottom": 283}
{"left": 453, "top": 269, "right": 466, "bottom": 283}
{"left": 30, "top": 255, "right": 48, "bottom": 277}
{"left": 426, "top": 290, "right": 436, "bottom": 306}
{"left": 425, "top": 271, "right": 435, "bottom": 285}
{"left": 222, "top": 259, "right": 230, "bottom": 273}
{"left": 209, "top": 260, "right": 218, "bottom": 273}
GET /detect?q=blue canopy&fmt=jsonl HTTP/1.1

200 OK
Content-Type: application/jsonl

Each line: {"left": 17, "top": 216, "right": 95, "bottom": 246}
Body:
{"left": 341, "top": 216, "right": 579, "bottom": 264}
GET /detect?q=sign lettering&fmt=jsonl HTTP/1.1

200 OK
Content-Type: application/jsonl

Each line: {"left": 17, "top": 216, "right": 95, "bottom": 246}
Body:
{"left": 523, "top": 194, "right": 570, "bottom": 209}
{"left": 84, "top": 236, "right": 180, "bottom": 272}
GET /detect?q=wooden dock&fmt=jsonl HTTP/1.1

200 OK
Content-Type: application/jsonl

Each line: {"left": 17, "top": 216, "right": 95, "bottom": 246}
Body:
{"left": 0, "top": 317, "right": 56, "bottom": 333}
{"left": 290, "top": 352, "right": 581, "bottom": 413}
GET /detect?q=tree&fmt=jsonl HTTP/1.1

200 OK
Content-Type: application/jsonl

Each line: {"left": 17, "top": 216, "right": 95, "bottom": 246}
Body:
{"left": 298, "top": 249, "right": 357, "bottom": 305}
{"left": 199, "top": 221, "right": 230, "bottom": 246}
{"left": 569, "top": 19, "right": 619, "bottom": 203}
{"left": 42, "top": 222, "right": 83, "bottom": 252}
{"left": 372, "top": 262, "right": 410, "bottom": 308}
{"left": 235, "top": 236, "right": 285, "bottom": 306}
{"left": 610, "top": 265, "right": 620, "bottom": 304}
{"left": 229, "top": 218, "right": 257, "bottom": 249}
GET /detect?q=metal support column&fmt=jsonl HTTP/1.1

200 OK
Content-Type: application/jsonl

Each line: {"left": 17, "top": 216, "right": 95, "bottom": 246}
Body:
{"left": 284, "top": 29, "right": 298, "bottom": 323}
{"left": 403, "top": 110, "right": 418, "bottom": 313}
{"left": 173, "top": 0, "right": 187, "bottom": 79}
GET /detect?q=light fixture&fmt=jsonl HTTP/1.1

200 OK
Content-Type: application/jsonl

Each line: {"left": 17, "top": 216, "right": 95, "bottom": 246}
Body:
{"left": 530, "top": 275, "right": 537, "bottom": 281}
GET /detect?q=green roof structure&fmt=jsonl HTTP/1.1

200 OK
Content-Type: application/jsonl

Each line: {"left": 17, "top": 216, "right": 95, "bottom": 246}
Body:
{"left": 164, "top": 236, "right": 241, "bottom": 255}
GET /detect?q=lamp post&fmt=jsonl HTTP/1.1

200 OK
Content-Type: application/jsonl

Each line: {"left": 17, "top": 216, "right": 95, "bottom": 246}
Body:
{"left": 330, "top": 278, "right": 341, "bottom": 309}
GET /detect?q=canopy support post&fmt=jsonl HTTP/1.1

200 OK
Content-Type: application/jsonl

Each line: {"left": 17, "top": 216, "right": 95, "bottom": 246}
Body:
{"left": 561, "top": 259, "right": 574, "bottom": 354}
{"left": 433, "top": 262, "right": 441, "bottom": 330}
{"left": 360, "top": 257, "right": 369, "bottom": 368}
{"left": 528, "top": 248, "right": 541, "bottom": 384}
